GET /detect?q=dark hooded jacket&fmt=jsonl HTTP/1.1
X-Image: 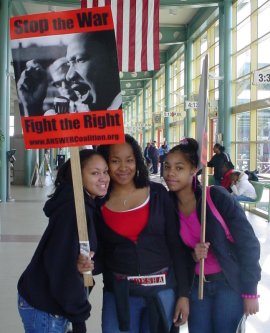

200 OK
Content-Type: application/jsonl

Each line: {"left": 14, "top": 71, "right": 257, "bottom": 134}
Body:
{"left": 17, "top": 183, "right": 100, "bottom": 333}
{"left": 169, "top": 185, "right": 261, "bottom": 295}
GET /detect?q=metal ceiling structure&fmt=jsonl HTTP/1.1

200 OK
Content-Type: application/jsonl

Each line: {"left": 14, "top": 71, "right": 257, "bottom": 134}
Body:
{"left": 10, "top": 0, "right": 220, "bottom": 108}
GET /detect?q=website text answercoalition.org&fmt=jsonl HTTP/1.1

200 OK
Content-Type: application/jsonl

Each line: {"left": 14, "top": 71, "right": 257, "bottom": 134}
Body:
{"left": 29, "top": 134, "right": 119, "bottom": 146}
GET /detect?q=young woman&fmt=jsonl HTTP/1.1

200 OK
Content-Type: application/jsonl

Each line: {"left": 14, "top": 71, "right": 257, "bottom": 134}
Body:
{"left": 163, "top": 138, "right": 261, "bottom": 333}
{"left": 17, "top": 149, "right": 110, "bottom": 333}
{"left": 207, "top": 143, "right": 232, "bottom": 185}
{"left": 89, "top": 134, "right": 190, "bottom": 333}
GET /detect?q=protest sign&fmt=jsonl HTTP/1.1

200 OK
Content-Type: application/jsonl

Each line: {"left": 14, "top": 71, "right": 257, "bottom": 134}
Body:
{"left": 10, "top": 7, "right": 124, "bottom": 149}
{"left": 10, "top": 7, "right": 125, "bottom": 287}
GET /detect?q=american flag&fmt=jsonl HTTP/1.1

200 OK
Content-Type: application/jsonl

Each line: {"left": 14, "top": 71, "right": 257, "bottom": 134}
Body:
{"left": 81, "top": 0, "right": 160, "bottom": 72}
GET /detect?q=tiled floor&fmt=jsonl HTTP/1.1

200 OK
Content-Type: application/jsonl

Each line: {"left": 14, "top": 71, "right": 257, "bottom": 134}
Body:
{"left": 1, "top": 178, "right": 270, "bottom": 332}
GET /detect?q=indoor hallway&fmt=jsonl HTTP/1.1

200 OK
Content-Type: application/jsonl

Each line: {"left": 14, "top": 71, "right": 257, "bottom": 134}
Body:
{"left": 0, "top": 179, "right": 270, "bottom": 333}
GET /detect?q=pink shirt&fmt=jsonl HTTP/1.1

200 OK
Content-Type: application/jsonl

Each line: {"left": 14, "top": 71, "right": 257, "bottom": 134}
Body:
{"left": 179, "top": 210, "right": 222, "bottom": 275}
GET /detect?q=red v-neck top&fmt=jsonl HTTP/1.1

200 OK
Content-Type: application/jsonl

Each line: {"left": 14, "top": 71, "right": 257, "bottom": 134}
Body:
{"left": 101, "top": 197, "right": 150, "bottom": 242}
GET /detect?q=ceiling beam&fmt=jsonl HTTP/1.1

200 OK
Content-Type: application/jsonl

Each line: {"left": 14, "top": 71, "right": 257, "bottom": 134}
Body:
{"left": 159, "top": 26, "right": 186, "bottom": 45}
{"left": 120, "top": 72, "right": 154, "bottom": 81}
{"left": 121, "top": 81, "right": 144, "bottom": 90}
{"left": 11, "top": 0, "right": 79, "bottom": 7}
{"left": 122, "top": 88, "right": 142, "bottom": 97}
{"left": 160, "top": 0, "right": 219, "bottom": 7}
{"left": 11, "top": 0, "right": 219, "bottom": 8}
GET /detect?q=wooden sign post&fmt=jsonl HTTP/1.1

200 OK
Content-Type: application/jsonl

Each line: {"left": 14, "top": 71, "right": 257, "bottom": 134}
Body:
{"left": 70, "top": 147, "right": 93, "bottom": 287}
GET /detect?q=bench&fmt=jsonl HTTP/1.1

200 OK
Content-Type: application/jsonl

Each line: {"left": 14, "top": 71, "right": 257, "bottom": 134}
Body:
{"left": 238, "top": 181, "right": 264, "bottom": 211}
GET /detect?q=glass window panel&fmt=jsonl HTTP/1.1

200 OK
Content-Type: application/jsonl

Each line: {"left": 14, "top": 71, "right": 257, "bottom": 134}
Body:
{"left": 235, "top": 112, "right": 250, "bottom": 170}
{"left": 257, "top": 108, "right": 270, "bottom": 173}
{"left": 237, "top": 19, "right": 250, "bottom": 51}
{"left": 214, "top": 45, "right": 219, "bottom": 66}
{"left": 258, "top": 3, "right": 270, "bottom": 37}
{"left": 258, "top": 37, "right": 270, "bottom": 68}
{"left": 214, "top": 22, "right": 219, "bottom": 42}
{"left": 257, "top": 86, "right": 270, "bottom": 99}
{"left": 201, "top": 35, "right": 208, "bottom": 53}
{"left": 236, "top": 112, "right": 250, "bottom": 141}
{"left": 237, "top": 0, "right": 251, "bottom": 24}
{"left": 9, "top": 115, "right": 14, "bottom": 137}
{"left": 258, "top": 0, "right": 268, "bottom": 6}
{"left": 236, "top": 49, "right": 250, "bottom": 77}
{"left": 236, "top": 78, "right": 251, "bottom": 104}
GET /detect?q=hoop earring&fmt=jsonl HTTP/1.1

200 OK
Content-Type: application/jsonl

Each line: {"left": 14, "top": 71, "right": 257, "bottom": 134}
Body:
{"left": 137, "top": 169, "right": 140, "bottom": 178}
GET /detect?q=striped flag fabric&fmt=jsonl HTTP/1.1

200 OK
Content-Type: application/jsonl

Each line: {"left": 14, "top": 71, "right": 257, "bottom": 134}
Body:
{"left": 81, "top": 0, "right": 160, "bottom": 72}
{"left": 196, "top": 55, "right": 209, "bottom": 167}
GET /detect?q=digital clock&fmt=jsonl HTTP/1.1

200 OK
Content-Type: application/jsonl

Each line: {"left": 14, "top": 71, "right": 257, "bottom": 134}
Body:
{"left": 253, "top": 70, "right": 270, "bottom": 84}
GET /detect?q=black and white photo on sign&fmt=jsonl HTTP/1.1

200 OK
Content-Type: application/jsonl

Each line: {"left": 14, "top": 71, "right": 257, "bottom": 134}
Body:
{"left": 11, "top": 30, "right": 122, "bottom": 117}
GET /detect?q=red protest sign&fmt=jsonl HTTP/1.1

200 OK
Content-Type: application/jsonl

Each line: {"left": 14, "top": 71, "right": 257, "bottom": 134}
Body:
{"left": 21, "top": 110, "right": 124, "bottom": 149}
{"left": 10, "top": 7, "right": 124, "bottom": 149}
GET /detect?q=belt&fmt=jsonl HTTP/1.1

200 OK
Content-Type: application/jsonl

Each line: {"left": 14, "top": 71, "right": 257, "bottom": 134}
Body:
{"left": 195, "top": 272, "right": 225, "bottom": 283}
{"left": 114, "top": 267, "right": 168, "bottom": 286}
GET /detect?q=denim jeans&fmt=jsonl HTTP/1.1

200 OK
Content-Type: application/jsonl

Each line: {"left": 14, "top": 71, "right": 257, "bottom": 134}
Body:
{"left": 234, "top": 195, "right": 255, "bottom": 202}
{"left": 18, "top": 294, "right": 69, "bottom": 333}
{"left": 101, "top": 289, "right": 175, "bottom": 333}
{"left": 188, "top": 278, "right": 243, "bottom": 333}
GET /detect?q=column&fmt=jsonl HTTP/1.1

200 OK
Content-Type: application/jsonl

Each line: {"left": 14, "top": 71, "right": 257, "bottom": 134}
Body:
{"left": 0, "top": 0, "right": 10, "bottom": 202}
{"left": 184, "top": 39, "right": 192, "bottom": 137}
{"left": 222, "top": 0, "right": 233, "bottom": 153}
{"left": 164, "top": 60, "right": 170, "bottom": 145}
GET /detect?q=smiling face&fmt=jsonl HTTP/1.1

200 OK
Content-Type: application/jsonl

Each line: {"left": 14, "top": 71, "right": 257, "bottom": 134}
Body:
{"left": 107, "top": 143, "right": 137, "bottom": 186}
{"left": 65, "top": 32, "right": 119, "bottom": 111}
{"left": 82, "top": 155, "right": 110, "bottom": 198}
{"left": 163, "top": 151, "right": 196, "bottom": 193}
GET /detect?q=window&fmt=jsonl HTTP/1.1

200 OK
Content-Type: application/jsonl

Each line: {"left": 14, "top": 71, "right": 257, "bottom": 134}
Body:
{"left": 10, "top": 115, "right": 14, "bottom": 137}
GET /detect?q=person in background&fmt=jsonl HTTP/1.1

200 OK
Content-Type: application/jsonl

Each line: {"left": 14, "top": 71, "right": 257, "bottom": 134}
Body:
{"left": 79, "top": 134, "right": 190, "bottom": 333}
{"left": 143, "top": 142, "right": 152, "bottom": 171}
{"left": 207, "top": 143, "right": 232, "bottom": 185}
{"left": 148, "top": 141, "right": 159, "bottom": 174}
{"left": 17, "top": 150, "right": 110, "bottom": 333}
{"left": 159, "top": 140, "right": 169, "bottom": 178}
{"left": 220, "top": 161, "right": 235, "bottom": 192}
{"left": 163, "top": 138, "right": 261, "bottom": 333}
{"left": 230, "top": 170, "right": 257, "bottom": 202}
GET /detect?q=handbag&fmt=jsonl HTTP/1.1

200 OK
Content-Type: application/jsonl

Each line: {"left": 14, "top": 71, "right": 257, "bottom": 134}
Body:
{"left": 236, "top": 315, "right": 247, "bottom": 333}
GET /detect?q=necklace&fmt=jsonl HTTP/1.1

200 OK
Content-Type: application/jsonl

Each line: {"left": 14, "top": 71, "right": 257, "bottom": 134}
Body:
{"left": 112, "top": 188, "right": 136, "bottom": 207}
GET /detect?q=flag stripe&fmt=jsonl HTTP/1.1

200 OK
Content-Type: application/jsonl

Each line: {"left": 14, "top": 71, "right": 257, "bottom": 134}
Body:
{"left": 141, "top": 0, "right": 148, "bottom": 71}
{"left": 153, "top": 0, "right": 160, "bottom": 70}
{"left": 129, "top": 1, "right": 136, "bottom": 72}
{"left": 83, "top": 0, "right": 160, "bottom": 72}
{"left": 135, "top": 0, "right": 142, "bottom": 72}
{"left": 116, "top": 0, "right": 124, "bottom": 71}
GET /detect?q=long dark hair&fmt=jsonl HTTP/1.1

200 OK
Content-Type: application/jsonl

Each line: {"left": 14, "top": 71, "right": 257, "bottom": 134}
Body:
{"left": 168, "top": 138, "right": 199, "bottom": 168}
{"left": 49, "top": 149, "right": 104, "bottom": 197}
{"left": 97, "top": 134, "right": 149, "bottom": 188}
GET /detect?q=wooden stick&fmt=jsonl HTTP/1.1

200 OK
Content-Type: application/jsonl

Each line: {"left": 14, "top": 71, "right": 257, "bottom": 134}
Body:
{"left": 70, "top": 147, "right": 93, "bottom": 287}
{"left": 198, "top": 166, "right": 208, "bottom": 299}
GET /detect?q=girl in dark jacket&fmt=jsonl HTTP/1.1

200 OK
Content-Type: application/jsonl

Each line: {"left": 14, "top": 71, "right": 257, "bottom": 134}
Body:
{"left": 163, "top": 138, "right": 261, "bottom": 333}
{"left": 17, "top": 150, "right": 110, "bottom": 333}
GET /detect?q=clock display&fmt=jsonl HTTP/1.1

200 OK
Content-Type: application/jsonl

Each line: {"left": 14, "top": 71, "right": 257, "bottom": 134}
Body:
{"left": 253, "top": 70, "right": 270, "bottom": 84}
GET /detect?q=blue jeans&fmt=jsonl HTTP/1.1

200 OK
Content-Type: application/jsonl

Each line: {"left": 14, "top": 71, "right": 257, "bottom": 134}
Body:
{"left": 18, "top": 294, "right": 69, "bottom": 333}
{"left": 234, "top": 195, "right": 255, "bottom": 202}
{"left": 188, "top": 278, "right": 243, "bottom": 333}
{"left": 101, "top": 289, "right": 175, "bottom": 333}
